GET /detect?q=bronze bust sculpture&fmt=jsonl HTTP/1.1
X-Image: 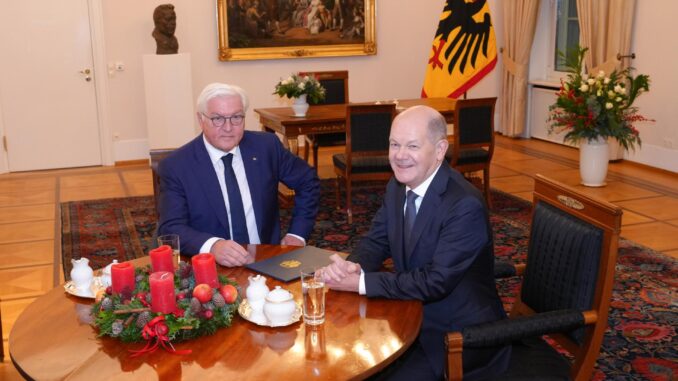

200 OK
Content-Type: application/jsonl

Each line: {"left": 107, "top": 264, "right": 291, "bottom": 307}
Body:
{"left": 152, "top": 4, "right": 179, "bottom": 54}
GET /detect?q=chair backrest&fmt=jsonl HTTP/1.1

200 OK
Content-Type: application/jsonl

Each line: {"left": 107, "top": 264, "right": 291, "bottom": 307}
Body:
{"left": 300, "top": 70, "right": 348, "bottom": 105}
{"left": 450, "top": 97, "right": 496, "bottom": 166}
{"left": 345, "top": 103, "right": 396, "bottom": 158}
{"left": 149, "top": 148, "right": 175, "bottom": 217}
{"left": 513, "top": 174, "right": 622, "bottom": 379}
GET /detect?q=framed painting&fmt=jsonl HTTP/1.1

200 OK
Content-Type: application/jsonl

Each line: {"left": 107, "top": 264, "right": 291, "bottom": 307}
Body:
{"left": 217, "top": 0, "right": 376, "bottom": 61}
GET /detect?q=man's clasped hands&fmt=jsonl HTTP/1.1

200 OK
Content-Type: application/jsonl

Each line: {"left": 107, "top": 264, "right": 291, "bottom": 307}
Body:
{"left": 318, "top": 254, "right": 362, "bottom": 293}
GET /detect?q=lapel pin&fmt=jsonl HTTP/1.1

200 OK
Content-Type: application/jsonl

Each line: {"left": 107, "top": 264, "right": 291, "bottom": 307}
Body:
{"left": 252, "top": 157, "right": 257, "bottom": 161}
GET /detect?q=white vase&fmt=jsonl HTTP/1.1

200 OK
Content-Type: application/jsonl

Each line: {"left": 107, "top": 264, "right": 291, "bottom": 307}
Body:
{"left": 579, "top": 136, "right": 609, "bottom": 187}
{"left": 292, "top": 94, "right": 309, "bottom": 117}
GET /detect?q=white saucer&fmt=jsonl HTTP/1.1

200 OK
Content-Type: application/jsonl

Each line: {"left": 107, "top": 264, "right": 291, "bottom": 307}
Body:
{"left": 64, "top": 277, "right": 105, "bottom": 299}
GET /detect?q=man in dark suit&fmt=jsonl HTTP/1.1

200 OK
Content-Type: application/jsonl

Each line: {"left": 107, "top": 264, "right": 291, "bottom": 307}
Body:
{"left": 320, "top": 105, "right": 509, "bottom": 380}
{"left": 157, "top": 82, "right": 320, "bottom": 267}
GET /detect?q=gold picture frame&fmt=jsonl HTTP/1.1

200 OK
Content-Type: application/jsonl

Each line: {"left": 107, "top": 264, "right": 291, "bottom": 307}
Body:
{"left": 217, "top": 0, "right": 376, "bottom": 61}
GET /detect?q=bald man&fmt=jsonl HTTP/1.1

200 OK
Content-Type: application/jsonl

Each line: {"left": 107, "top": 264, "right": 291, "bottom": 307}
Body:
{"left": 320, "top": 106, "right": 510, "bottom": 380}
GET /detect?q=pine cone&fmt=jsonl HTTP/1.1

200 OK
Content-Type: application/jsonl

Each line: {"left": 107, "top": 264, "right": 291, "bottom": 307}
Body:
{"left": 146, "top": 293, "right": 152, "bottom": 303}
{"left": 135, "top": 274, "right": 145, "bottom": 283}
{"left": 179, "top": 263, "right": 192, "bottom": 279}
{"left": 190, "top": 297, "right": 202, "bottom": 314}
{"left": 203, "top": 301, "right": 215, "bottom": 311}
{"left": 136, "top": 311, "right": 152, "bottom": 329}
{"left": 212, "top": 292, "right": 226, "bottom": 308}
{"left": 100, "top": 297, "right": 113, "bottom": 311}
{"left": 111, "top": 320, "right": 124, "bottom": 336}
{"left": 180, "top": 278, "right": 190, "bottom": 289}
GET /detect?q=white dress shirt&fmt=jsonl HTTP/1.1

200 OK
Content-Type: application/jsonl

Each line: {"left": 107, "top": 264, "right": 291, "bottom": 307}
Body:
{"left": 358, "top": 164, "right": 442, "bottom": 295}
{"left": 200, "top": 136, "right": 261, "bottom": 253}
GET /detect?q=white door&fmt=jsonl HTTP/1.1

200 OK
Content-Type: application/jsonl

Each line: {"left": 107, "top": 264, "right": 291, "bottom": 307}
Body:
{"left": 0, "top": 0, "right": 101, "bottom": 171}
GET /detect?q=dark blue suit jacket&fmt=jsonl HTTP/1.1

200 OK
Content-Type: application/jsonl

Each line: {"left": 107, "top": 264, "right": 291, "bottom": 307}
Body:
{"left": 347, "top": 164, "right": 510, "bottom": 380}
{"left": 157, "top": 132, "right": 320, "bottom": 255}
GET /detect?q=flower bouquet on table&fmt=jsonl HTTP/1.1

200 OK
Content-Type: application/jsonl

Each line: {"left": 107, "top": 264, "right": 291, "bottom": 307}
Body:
{"left": 548, "top": 46, "right": 652, "bottom": 151}
{"left": 91, "top": 258, "right": 240, "bottom": 357}
{"left": 273, "top": 73, "right": 326, "bottom": 104}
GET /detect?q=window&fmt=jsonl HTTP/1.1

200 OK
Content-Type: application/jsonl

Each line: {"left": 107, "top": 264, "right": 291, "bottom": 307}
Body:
{"left": 554, "top": 0, "right": 579, "bottom": 72}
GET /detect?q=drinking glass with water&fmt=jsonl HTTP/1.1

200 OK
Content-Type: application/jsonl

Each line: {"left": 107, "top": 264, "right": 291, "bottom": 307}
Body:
{"left": 301, "top": 267, "right": 325, "bottom": 325}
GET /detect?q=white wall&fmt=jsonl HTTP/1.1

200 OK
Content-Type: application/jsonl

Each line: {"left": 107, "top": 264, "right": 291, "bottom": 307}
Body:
{"left": 101, "top": 0, "right": 503, "bottom": 161}
{"left": 528, "top": 0, "right": 678, "bottom": 173}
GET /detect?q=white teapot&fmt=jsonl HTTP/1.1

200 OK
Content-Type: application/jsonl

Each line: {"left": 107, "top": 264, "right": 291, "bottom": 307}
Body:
{"left": 100, "top": 260, "right": 118, "bottom": 287}
{"left": 70, "top": 258, "right": 94, "bottom": 293}
{"left": 263, "top": 286, "right": 296, "bottom": 326}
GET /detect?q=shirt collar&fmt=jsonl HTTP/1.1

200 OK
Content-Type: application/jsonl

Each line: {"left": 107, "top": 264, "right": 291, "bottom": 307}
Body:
{"left": 406, "top": 163, "right": 442, "bottom": 198}
{"left": 202, "top": 134, "right": 240, "bottom": 166}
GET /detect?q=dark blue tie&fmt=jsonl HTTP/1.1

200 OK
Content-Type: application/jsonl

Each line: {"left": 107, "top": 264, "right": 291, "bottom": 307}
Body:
{"left": 222, "top": 153, "right": 249, "bottom": 244}
{"left": 404, "top": 190, "right": 418, "bottom": 247}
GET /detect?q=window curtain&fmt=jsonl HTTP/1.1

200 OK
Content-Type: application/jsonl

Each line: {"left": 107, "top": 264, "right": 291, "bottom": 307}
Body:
{"left": 577, "top": 0, "right": 636, "bottom": 159}
{"left": 500, "top": 0, "right": 541, "bottom": 137}
{"left": 577, "top": 0, "right": 636, "bottom": 73}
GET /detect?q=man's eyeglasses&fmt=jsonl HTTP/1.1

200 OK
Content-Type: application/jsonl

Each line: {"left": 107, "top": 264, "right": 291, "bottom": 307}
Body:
{"left": 202, "top": 113, "right": 245, "bottom": 127}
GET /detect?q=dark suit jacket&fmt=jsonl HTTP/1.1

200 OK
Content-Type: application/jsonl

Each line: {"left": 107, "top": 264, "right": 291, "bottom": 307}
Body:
{"left": 157, "top": 132, "right": 320, "bottom": 255}
{"left": 347, "top": 164, "right": 510, "bottom": 380}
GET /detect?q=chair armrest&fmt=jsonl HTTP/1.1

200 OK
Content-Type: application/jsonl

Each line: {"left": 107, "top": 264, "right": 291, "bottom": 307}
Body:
{"left": 454, "top": 309, "right": 587, "bottom": 349}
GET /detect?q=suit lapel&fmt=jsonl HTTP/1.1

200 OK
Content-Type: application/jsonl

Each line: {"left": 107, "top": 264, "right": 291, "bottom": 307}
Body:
{"left": 192, "top": 135, "right": 230, "bottom": 233}
{"left": 404, "top": 165, "right": 450, "bottom": 259}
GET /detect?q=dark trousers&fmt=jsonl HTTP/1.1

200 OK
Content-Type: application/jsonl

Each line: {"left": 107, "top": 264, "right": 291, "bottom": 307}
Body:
{"left": 368, "top": 340, "right": 441, "bottom": 381}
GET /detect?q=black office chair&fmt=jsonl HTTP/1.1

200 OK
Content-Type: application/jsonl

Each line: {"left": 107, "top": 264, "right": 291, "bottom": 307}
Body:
{"left": 446, "top": 175, "right": 622, "bottom": 381}
{"left": 332, "top": 103, "right": 396, "bottom": 223}
{"left": 445, "top": 97, "right": 496, "bottom": 207}
{"left": 301, "top": 70, "right": 349, "bottom": 168}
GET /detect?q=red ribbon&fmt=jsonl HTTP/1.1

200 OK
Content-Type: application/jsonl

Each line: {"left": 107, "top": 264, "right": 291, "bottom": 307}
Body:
{"left": 129, "top": 315, "right": 192, "bottom": 357}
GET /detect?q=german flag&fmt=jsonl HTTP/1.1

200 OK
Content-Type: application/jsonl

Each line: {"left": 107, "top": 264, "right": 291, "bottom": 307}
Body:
{"left": 422, "top": 0, "right": 497, "bottom": 98}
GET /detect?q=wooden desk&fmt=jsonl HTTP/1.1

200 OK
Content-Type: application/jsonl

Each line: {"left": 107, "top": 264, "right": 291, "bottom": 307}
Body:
{"left": 254, "top": 97, "right": 457, "bottom": 154}
{"left": 10, "top": 245, "right": 422, "bottom": 380}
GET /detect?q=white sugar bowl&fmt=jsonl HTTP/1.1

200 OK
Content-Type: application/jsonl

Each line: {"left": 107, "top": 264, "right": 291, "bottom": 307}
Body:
{"left": 264, "top": 286, "right": 296, "bottom": 326}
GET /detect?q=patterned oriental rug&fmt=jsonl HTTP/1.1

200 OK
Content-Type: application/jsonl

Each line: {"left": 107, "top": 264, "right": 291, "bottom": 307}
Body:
{"left": 61, "top": 180, "right": 677, "bottom": 380}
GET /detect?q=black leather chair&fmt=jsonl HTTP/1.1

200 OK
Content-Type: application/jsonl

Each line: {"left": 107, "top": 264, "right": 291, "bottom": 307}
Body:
{"left": 149, "top": 148, "right": 174, "bottom": 218}
{"left": 332, "top": 103, "right": 396, "bottom": 223}
{"left": 301, "top": 70, "right": 349, "bottom": 168}
{"left": 445, "top": 97, "right": 496, "bottom": 207}
{"left": 446, "top": 175, "right": 622, "bottom": 381}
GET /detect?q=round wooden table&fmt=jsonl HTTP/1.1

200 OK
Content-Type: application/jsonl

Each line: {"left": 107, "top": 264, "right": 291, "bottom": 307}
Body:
{"left": 10, "top": 245, "right": 422, "bottom": 380}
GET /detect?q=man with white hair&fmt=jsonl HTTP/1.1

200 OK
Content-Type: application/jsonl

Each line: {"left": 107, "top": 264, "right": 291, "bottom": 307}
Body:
{"left": 158, "top": 83, "right": 320, "bottom": 267}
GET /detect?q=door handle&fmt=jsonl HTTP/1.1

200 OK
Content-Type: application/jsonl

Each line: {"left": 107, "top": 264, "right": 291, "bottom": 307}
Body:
{"left": 79, "top": 68, "right": 92, "bottom": 82}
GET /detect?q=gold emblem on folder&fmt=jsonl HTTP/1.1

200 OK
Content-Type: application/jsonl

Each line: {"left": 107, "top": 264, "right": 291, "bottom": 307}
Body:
{"left": 280, "top": 260, "right": 301, "bottom": 268}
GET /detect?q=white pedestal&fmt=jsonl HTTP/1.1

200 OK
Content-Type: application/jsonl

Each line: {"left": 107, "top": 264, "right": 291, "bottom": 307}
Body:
{"left": 143, "top": 53, "right": 196, "bottom": 150}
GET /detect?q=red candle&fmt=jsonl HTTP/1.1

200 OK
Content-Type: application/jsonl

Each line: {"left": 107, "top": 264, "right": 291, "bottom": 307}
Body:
{"left": 149, "top": 271, "right": 176, "bottom": 314}
{"left": 111, "top": 262, "right": 135, "bottom": 295}
{"left": 191, "top": 253, "right": 219, "bottom": 288}
{"left": 150, "top": 245, "right": 174, "bottom": 273}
